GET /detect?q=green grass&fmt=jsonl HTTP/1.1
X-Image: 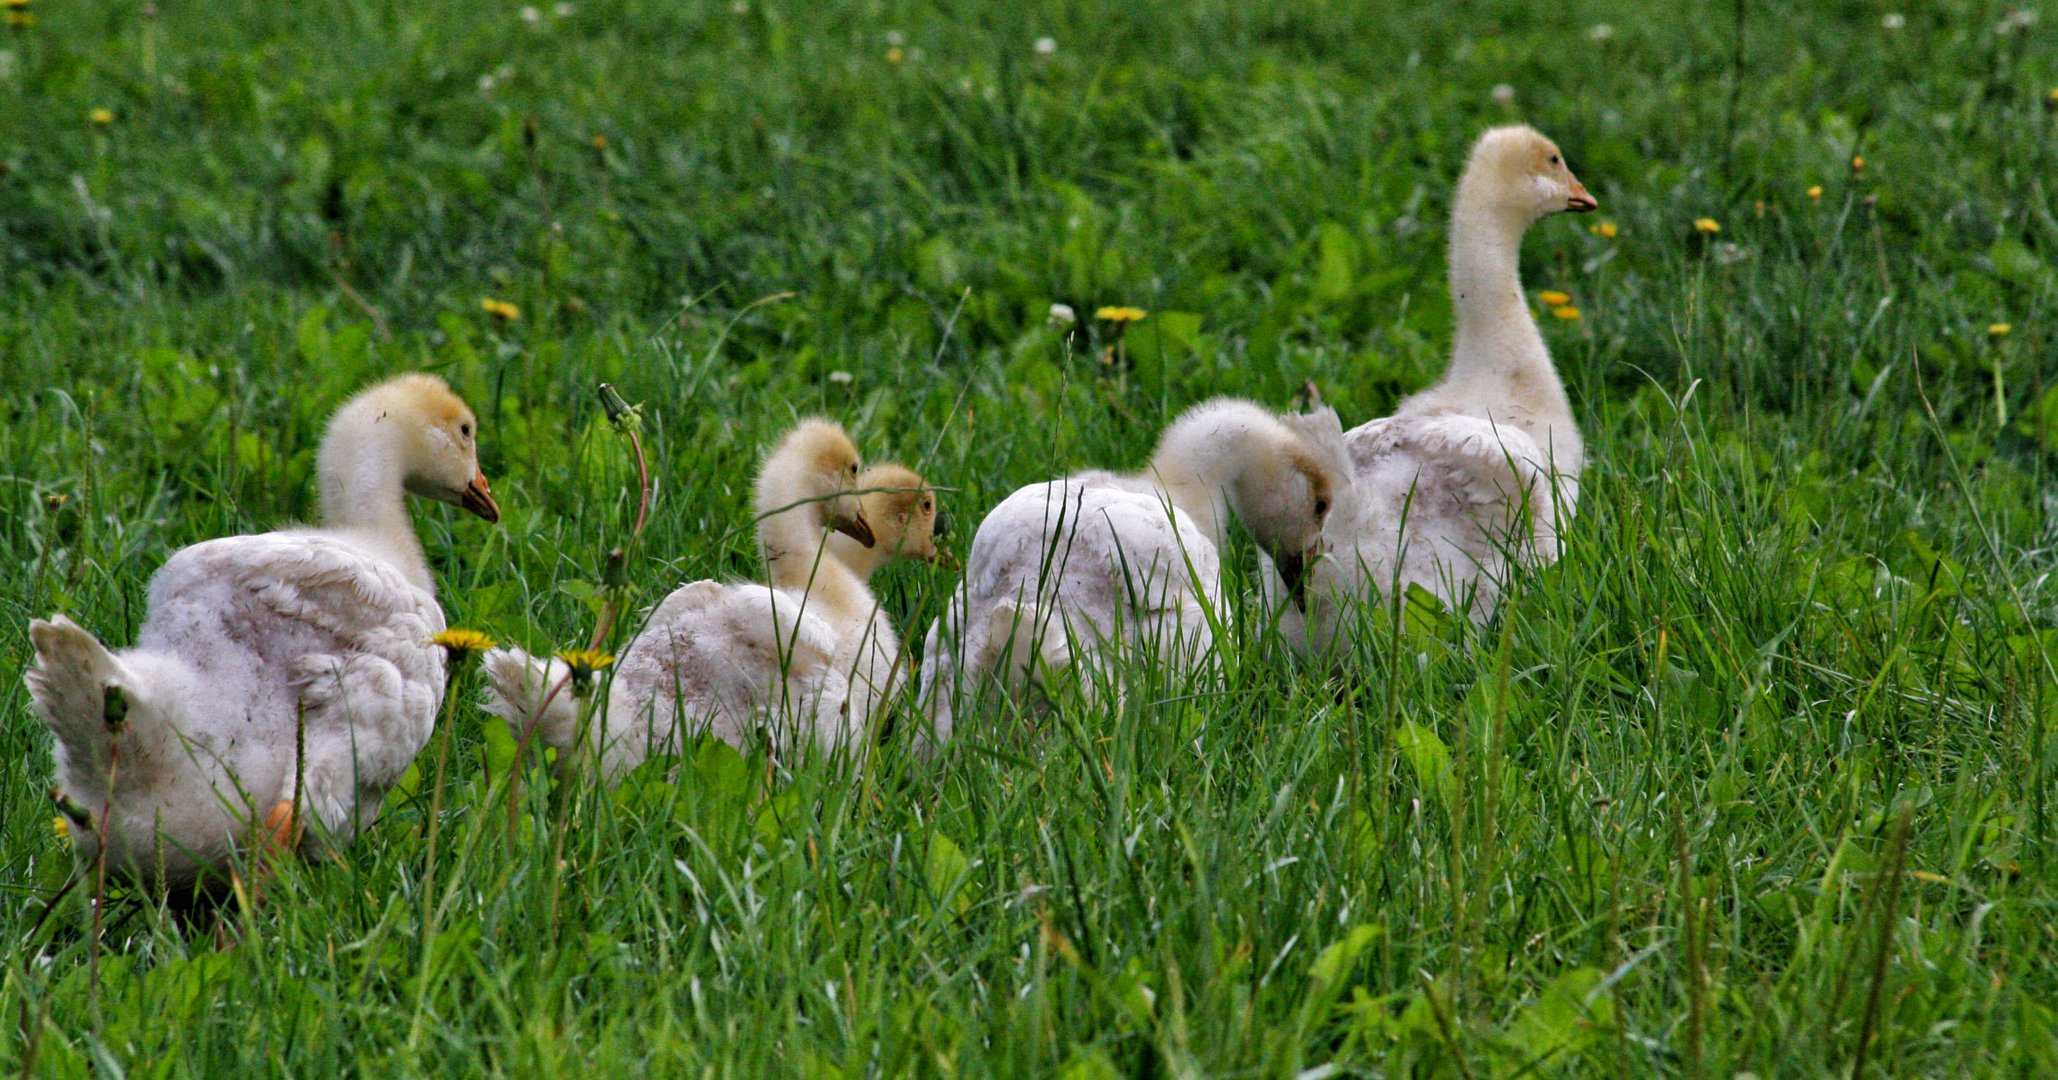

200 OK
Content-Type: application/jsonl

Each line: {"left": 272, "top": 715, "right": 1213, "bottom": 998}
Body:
{"left": 4, "top": 0, "right": 2057, "bottom": 1073}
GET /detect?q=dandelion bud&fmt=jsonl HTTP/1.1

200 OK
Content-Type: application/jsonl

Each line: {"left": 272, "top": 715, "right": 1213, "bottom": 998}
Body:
{"left": 597, "top": 382, "right": 640, "bottom": 428}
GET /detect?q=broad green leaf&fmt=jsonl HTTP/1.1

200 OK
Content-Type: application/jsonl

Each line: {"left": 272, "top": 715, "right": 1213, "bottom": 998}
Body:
{"left": 1395, "top": 721, "right": 1456, "bottom": 809}
{"left": 1309, "top": 923, "right": 1382, "bottom": 987}
{"left": 1504, "top": 966, "right": 1615, "bottom": 1062}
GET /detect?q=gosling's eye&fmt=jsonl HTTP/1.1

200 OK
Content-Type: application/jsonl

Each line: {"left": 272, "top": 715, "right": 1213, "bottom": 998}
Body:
{"left": 922, "top": 499, "right": 932, "bottom": 513}
{"left": 1315, "top": 498, "right": 1330, "bottom": 516}
{"left": 849, "top": 463, "right": 859, "bottom": 477}
{"left": 460, "top": 423, "right": 472, "bottom": 438}
{"left": 1548, "top": 154, "right": 1560, "bottom": 166}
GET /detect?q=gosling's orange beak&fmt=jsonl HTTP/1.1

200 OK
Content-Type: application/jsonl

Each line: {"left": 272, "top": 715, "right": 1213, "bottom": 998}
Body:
{"left": 1566, "top": 177, "right": 1598, "bottom": 213}
{"left": 460, "top": 471, "right": 500, "bottom": 524}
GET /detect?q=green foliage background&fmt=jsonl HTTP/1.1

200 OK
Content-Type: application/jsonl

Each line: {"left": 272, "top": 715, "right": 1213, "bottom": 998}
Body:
{"left": 1, "top": 0, "right": 2054, "bottom": 1074}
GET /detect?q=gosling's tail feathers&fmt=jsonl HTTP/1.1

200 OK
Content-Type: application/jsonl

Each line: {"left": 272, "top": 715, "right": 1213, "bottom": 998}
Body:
{"left": 480, "top": 647, "right": 585, "bottom": 752}
{"left": 26, "top": 616, "right": 133, "bottom": 777}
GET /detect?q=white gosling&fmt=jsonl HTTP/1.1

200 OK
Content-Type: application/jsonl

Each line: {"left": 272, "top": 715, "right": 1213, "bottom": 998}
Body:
{"left": 482, "top": 428, "right": 944, "bottom": 781}
{"left": 1280, "top": 124, "right": 1594, "bottom": 646}
{"left": 917, "top": 397, "right": 1345, "bottom": 749}
{"left": 26, "top": 374, "right": 500, "bottom": 893}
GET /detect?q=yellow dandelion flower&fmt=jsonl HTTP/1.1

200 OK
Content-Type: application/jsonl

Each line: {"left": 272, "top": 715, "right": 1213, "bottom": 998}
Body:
{"left": 1095, "top": 306, "right": 1147, "bottom": 324}
{"left": 1589, "top": 221, "right": 1618, "bottom": 238}
{"left": 6, "top": 10, "right": 35, "bottom": 27}
{"left": 1850, "top": 155, "right": 1866, "bottom": 172}
{"left": 53, "top": 816, "right": 71, "bottom": 841}
{"left": 1538, "top": 290, "right": 1571, "bottom": 307}
{"left": 481, "top": 298, "right": 521, "bottom": 321}
{"left": 1551, "top": 305, "right": 1582, "bottom": 321}
{"left": 555, "top": 648, "right": 616, "bottom": 680}
{"left": 430, "top": 628, "right": 498, "bottom": 654}
{"left": 1806, "top": 185, "right": 1823, "bottom": 200}
{"left": 885, "top": 46, "right": 904, "bottom": 64}
{"left": 90, "top": 108, "right": 113, "bottom": 125}
{"left": 591, "top": 134, "right": 608, "bottom": 151}
{"left": 1693, "top": 218, "right": 1721, "bottom": 234}
{"left": 1987, "top": 323, "right": 2012, "bottom": 338}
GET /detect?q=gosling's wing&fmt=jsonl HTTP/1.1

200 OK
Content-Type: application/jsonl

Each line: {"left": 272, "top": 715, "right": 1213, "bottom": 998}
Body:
{"left": 1339, "top": 414, "right": 1568, "bottom": 596}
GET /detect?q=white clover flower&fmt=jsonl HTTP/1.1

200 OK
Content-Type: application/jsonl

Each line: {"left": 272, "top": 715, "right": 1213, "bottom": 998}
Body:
{"left": 1491, "top": 83, "right": 1516, "bottom": 106}
{"left": 553, "top": 2, "right": 574, "bottom": 17}
{"left": 1881, "top": 12, "right": 1905, "bottom": 30}
{"left": 519, "top": 6, "right": 542, "bottom": 25}
{"left": 827, "top": 370, "right": 854, "bottom": 385}
{"left": 1586, "top": 23, "right": 1614, "bottom": 42}
{"left": 1049, "top": 303, "right": 1077, "bottom": 327}
{"left": 1034, "top": 36, "right": 1057, "bottom": 56}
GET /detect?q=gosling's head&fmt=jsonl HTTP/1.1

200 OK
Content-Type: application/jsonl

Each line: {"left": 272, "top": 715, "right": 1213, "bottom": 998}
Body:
{"left": 324, "top": 373, "right": 499, "bottom": 522}
{"left": 756, "top": 418, "right": 874, "bottom": 549}
{"left": 1460, "top": 125, "right": 1597, "bottom": 223}
{"left": 839, "top": 463, "right": 950, "bottom": 576}
{"left": 1231, "top": 407, "right": 1347, "bottom": 609}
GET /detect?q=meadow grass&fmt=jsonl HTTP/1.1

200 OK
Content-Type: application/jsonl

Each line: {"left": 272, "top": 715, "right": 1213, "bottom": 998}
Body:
{"left": 3, "top": 0, "right": 2056, "bottom": 1073}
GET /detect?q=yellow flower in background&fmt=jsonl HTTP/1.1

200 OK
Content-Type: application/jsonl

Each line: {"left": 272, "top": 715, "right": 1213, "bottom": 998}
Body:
{"left": 1551, "top": 305, "right": 1582, "bottom": 321}
{"left": 431, "top": 628, "right": 498, "bottom": 655}
{"left": 1806, "top": 185, "right": 1823, "bottom": 200}
{"left": 885, "top": 46, "right": 905, "bottom": 64}
{"left": 1, "top": 1, "right": 32, "bottom": 9}
{"left": 1589, "top": 221, "right": 1618, "bottom": 238}
{"left": 6, "top": 9, "right": 35, "bottom": 27}
{"left": 555, "top": 648, "right": 616, "bottom": 680}
{"left": 1095, "top": 306, "right": 1147, "bottom": 324}
{"left": 1694, "top": 218, "right": 1721, "bottom": 234}
{"left": 481, "top": 298, "right": 521, "bottom": 321}
{"left": 1538, "top": 290, "right": 1571, "bottom": 307}
{"left": 1987, "top": 323, "right": 2012, "bottom": 338}
{"left": 1850, "top": 155, "right": 1866, "bottom": 172}
{"left": 53, "top": 816, "right": 71, "bottom": 841}
{"left": 90, "top": 108, "right": 113, "bottom": 125}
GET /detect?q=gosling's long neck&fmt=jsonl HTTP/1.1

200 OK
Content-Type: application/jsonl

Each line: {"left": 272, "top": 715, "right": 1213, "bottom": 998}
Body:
{"left": 756, "top": 476, "right": 870, "bottom": 622}
{"left": 1436, "top": 185, "right": 1569, "bottom": 426}
{"left": 316, "top": 412, "right": 432, "bottom": 592}
{"left": 1134, "top": 407, "right": 1275, "bottom": 549}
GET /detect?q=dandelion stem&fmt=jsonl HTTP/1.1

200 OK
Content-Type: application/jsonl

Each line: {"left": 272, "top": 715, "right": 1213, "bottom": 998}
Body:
{"left": 88, "top": 725, "right": 119, "bottom": 1028}
{"left": 420, "top": 661, "right": 465, "bottom": 937}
